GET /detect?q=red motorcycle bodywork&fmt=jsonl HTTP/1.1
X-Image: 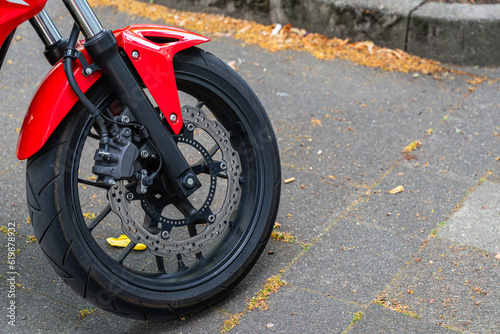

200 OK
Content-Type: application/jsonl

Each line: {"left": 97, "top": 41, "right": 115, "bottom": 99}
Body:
{"left": 0, "top": 0, "right": 46, "bottom": 47}
{"left": 16, "top": 24, "right": 209, "bottom": 160}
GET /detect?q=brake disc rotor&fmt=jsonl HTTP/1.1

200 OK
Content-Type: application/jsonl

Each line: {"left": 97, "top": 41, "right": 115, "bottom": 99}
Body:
{"left": 108, "top": 106, "right": 242, "bottom": 256}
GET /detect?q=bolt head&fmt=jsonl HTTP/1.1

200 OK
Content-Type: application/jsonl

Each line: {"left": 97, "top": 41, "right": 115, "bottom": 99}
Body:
{"left": 140, "top": 150, "right": 149, "bottom": 159}
{"left": 161, "top": 231, "right": 169, "bottom": 239}
{"left": 85, "top": 68, "right": 93, "bottom": 75}
{"left": 186, "top": 123, "right": 195, "bottom": 132}
{"left": 131, "top": 50, "right": 140, "bottom": 60}
{"left": 182, "top": 173, "right": 197, "bottom": 189}
{"left": 169, "top": 113, "right": 178, "bottom": 123}
{"left": 208, "top": 215, "right": 216, "bottom": 223}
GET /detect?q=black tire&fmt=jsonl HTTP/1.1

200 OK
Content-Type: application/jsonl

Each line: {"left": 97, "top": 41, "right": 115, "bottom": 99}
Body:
{"left": 26, "top": 47, "right": 281, "bottom": 320}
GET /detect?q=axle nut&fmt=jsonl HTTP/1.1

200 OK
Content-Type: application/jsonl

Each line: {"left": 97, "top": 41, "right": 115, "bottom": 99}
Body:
{"left": 183, "top": 174, "right": 196, "bottom": 189}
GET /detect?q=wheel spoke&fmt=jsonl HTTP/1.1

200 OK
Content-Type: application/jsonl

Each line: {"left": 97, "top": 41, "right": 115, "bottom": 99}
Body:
{"left": 78, "top": 178, "right": 108, "bottom": 189}
{"left": 143, "top": 192, "right": 171, "bottom": 231}
{"left": 117, "top": 241, "right": 135, "bottom": 264}
{"left": 155, "top": 255, "right": 166, "bottom": 274}
{"left": 143, "top": 210, "right": 161, "bottom": 233}
{"left": 191, "top": 144, "right": 220, "bottom": 170}
{"left": 190, "top": 164, "right": 208, "bottom": 175}
{"left": 208, "top": 144, "right": 220, "bottom": 158}
{"left": 174, "top": 198, "right": 197, "bottom": 218}
{"left": 88, "top": 204, "right": 111, "bottom": 232}
{"left": 187, "top": 223, "right": 204, "bottom": 261}
{"left": 177, "top": 253, "right": 187, "bottom": 270}
{"left": 88, "top": 132, "right": 100, "bottom": 140}
{"left": 187, "top": 223, "right": 197, "bottom": 237}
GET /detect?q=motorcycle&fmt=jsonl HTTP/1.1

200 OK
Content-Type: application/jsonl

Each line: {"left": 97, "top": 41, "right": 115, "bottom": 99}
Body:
{"left": 1, "top": 0, "right": 280, "bottom": 320}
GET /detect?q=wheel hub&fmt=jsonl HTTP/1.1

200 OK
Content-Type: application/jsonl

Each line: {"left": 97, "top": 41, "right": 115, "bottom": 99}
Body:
{"left": 108, "top": 105, "right": 242, "bottom": 256}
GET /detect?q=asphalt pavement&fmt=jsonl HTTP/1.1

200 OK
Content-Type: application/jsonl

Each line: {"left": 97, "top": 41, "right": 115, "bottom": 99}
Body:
{"left": 0, "top": 1, "right": 499, "bottom": 333}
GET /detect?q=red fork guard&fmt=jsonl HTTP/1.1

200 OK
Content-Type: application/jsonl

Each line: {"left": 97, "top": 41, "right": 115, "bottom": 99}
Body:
{"left": 16, "top": 24, "right": 209, "bottom": 160}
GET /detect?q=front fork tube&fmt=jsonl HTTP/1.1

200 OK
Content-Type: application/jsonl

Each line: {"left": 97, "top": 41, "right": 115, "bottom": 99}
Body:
{"left": 84, "top": 30, "right": 201, "bottom": 197}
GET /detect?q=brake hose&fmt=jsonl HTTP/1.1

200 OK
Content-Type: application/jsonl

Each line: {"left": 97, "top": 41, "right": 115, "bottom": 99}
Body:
{"left": 63, "top": 24, "right": 109, "bottom": 148}
{"left": 63, "top": 25, "right": 160, "bottom": 186}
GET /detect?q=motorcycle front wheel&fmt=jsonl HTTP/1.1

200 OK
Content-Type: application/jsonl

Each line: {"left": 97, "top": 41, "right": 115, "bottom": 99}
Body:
{"left": 26, "top": 47, "right": 281, "bottom": 320}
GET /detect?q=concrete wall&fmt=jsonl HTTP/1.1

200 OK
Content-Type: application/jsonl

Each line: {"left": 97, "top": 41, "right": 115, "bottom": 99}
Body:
{"left": 143, "top": 0, "right": 500, "bottom": 65}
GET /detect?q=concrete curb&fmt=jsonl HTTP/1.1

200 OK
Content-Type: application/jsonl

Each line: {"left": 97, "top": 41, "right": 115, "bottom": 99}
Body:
{"left": 408, "top": 3, "right": 500, "bottom": 66}
{"left": 145, "top": 0, "right": 500, "bottom": 66}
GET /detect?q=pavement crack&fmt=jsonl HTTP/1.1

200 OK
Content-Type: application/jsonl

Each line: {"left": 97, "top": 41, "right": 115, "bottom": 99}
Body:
{"left": 286, "top": 283, "right": 365, "bottom": 308}
{"left": 0, "top": 161, "right": 22, "bottom": 176}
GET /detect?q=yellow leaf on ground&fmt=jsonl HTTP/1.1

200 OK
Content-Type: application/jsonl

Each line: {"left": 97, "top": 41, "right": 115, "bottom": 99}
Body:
{"left": 404, "top": 140, "right": 422, "bottom": 153}
{"left": 495, "top": 253, "right": 500, "bottom": 260}
{"left": 284, "top": 177, "right": 295, "bottom": 184}
{"left": 106, "top": 235, "right": 146, "bottom": 250}
{"left": 388, "top": 185, "right": 404, "bottom": 194}
{"left": 311, "top": 118, "right": 322, "bottom": 126}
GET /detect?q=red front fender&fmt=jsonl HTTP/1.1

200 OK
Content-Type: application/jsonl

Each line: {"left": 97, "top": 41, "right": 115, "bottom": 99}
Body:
{"left": 16, "top": 24, "right": 209, "bottom": 160}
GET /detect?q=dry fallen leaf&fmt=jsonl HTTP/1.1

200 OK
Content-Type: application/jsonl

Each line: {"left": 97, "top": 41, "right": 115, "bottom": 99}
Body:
{"left": 88, "top": 0, "right": 488, "bottom": 83}
{"left": 404, "top": 141, "right": 422, "bottom": 153}
{"left": 388, "top": 185, "right": 404, "bottom": 194}
{"left": 311, "top": 117, "right": 322, "bottom": 126}
{"left": 237, "top": 24, "right": 251, "bottom": 34}
{"left": 284, "top": 177, "right": 295, "bottom": 184}
{"left": 495, "top": 253, "right": 500, "bottom": 260}
{"left": 106, "top": 235, "right": 146, "bottom": 250}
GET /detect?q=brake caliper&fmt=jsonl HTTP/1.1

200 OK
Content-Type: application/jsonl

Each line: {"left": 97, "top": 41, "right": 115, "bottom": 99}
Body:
{"left": 92, "top": 109, "right": 140, "bottom": 187}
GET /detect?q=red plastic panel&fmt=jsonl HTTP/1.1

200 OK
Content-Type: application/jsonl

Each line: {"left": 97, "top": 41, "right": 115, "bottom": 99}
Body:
{"left": 16, "top": 55, "right": 102, "bottom": 160}
{"left": 0, "top": 0, "right": 46, "bottom": 46}
{"left": 16, "top": 25, "right": 209, "bottom": 160}
{"left": 114, "top": 25, "right": 209, "bottom": 134}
